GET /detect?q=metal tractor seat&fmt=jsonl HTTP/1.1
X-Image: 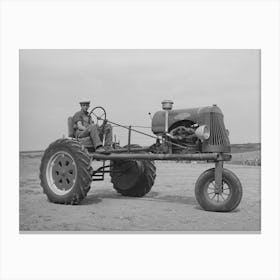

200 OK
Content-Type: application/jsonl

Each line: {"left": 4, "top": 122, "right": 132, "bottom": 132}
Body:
{"left": 67, "top": 117, "right": 94, "bottom": 148}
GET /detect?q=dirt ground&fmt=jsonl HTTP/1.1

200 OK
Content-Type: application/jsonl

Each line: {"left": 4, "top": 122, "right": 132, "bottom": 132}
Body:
{"left": 19, "top": 154, "right": 261, "bottom": 232}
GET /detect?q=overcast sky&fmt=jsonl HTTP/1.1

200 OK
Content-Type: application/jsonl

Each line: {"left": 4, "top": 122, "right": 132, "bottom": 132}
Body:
{"left": 19, "top": 49, "right": 260, "bottom": 151}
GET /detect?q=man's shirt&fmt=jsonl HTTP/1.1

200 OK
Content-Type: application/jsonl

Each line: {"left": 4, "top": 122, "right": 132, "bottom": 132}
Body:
{"left": 72, "top": 110, "right": 93, "bottom": 130}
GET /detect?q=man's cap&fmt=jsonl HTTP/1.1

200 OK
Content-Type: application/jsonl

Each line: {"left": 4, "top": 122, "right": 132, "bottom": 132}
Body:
{"left": 79, "top": 99, "right": 90, "bottom": 105}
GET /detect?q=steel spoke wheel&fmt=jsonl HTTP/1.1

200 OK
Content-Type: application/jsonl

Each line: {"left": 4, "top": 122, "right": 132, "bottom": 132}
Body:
{"left": 206, "top": 181, "right": 231, "bottom": 203}
{"left": 195, "top": 168, "right": 242, "bottom": 212}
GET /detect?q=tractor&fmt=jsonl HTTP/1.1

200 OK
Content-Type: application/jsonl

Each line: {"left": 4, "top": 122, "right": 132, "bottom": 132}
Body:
{"left": 39, "top": 100, "right": 243, "bottom": 212}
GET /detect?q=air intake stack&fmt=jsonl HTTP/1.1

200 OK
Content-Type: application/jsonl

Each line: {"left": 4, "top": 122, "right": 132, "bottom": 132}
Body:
{"left": 161, "top": 100, "right": 174, "bottom": 134}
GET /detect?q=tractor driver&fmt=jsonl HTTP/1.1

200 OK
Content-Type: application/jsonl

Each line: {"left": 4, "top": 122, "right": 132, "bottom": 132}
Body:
{"left": 72, "top": 99, "right": 113, "bottom": 152}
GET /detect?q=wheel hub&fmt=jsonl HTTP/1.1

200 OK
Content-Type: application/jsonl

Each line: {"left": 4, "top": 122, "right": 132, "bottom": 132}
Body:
{"left": 46, "top": 151, "right": 77, "bottom": 195}
{"left": 207, "top": 181, "right": 231, "bottom": 203}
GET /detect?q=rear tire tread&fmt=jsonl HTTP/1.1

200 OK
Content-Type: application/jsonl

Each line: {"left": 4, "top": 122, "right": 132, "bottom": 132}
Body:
{"left": 111, "top": 145, "right": 156, "bottom": 197}
{"left": 40, "top": 138, "right": 92, "bottom": 205}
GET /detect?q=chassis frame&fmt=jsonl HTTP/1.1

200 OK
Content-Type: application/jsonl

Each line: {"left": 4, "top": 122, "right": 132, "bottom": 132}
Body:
{"left": 89, "top": 147, "right": 230, "bottom": 195}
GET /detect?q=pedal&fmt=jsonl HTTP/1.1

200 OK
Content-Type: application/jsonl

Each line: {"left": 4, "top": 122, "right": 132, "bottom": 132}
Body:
{"left": 91, "top": 160, "right": 106, "bottom": 181}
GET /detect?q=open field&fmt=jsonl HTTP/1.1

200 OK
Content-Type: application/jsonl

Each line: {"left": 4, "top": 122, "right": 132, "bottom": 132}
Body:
{"left": 19, "top": 153, "right": 260, "bottom": 232}
{"left": 230, "top": 150, "right": 260, "bottom": 165}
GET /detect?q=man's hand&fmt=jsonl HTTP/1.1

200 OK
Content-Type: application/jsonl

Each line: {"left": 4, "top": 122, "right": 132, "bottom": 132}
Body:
{"left": 100, "top": 119, "right": 107, "bottom": 128}
{"left": 77, "top": 121, "right": 87, "bottom": 131}
{"left": 100, "top": 120, "right": 110, "bottom": 132}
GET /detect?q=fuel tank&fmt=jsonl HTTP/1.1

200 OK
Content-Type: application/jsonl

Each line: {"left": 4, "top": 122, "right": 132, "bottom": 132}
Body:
{"left": 151, "top": 105, "right": 231, "bottom": 153}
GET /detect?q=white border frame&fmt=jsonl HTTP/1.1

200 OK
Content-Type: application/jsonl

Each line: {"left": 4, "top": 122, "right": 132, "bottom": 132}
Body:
{"left": 1, "top": 1, "right": 279, "bottom": 279}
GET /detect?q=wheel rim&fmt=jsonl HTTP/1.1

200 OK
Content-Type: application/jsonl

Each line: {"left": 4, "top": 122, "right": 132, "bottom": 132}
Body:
{"left": 46, "top": 151, "right": 77, "bottom": 195}
{"left": 205, "top": 180, "right": 232, "bottom": 204}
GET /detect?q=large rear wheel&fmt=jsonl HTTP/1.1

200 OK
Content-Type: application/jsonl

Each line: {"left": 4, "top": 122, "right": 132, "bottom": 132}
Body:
{"left": 40, "top": 139, "right": 92, "bottom": 204}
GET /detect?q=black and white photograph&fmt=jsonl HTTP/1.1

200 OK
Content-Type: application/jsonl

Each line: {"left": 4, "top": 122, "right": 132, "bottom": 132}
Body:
{"left": 1, "top": 1, "right": 280, "bottom": 280}
{"left": 19, "top": 49, "right": 260, "bottom": 232}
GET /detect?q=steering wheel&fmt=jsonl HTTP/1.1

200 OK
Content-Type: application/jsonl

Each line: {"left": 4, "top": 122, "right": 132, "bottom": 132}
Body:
{"left": 89, "top": 106, "right": 107, "bottom": 127}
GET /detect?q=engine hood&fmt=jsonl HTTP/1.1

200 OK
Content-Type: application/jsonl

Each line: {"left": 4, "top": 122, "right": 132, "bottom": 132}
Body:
{"left": 151, "top": 105, "right": 223, "bottom": 134}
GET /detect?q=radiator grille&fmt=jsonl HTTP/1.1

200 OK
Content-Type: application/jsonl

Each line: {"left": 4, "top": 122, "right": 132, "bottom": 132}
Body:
{"left": 202, "top": 112, "right": 230, "bottom": 153}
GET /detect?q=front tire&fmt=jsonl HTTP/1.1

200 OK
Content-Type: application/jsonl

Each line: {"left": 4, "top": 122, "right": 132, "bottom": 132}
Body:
{"left": 195, "top": 168, "right": 242, "bottom": 212}
{"left": 39, "top": 139, "right": 92, "bottom": 204}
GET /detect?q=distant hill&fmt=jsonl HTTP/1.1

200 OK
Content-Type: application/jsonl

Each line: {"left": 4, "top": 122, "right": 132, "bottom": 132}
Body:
{"left": 230, "top": 143, "right": 261, "bottom": 153}
{"left": 229, "top": 143, "right": 261, "bottom": 165}
{"left": 20, "top": 150, "right": 43, "bottom": 158}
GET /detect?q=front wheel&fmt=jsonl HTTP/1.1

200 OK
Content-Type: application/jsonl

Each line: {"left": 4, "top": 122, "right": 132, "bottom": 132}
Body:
{"left": 195, "top": 168, "right": 242, "bottom": 212}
